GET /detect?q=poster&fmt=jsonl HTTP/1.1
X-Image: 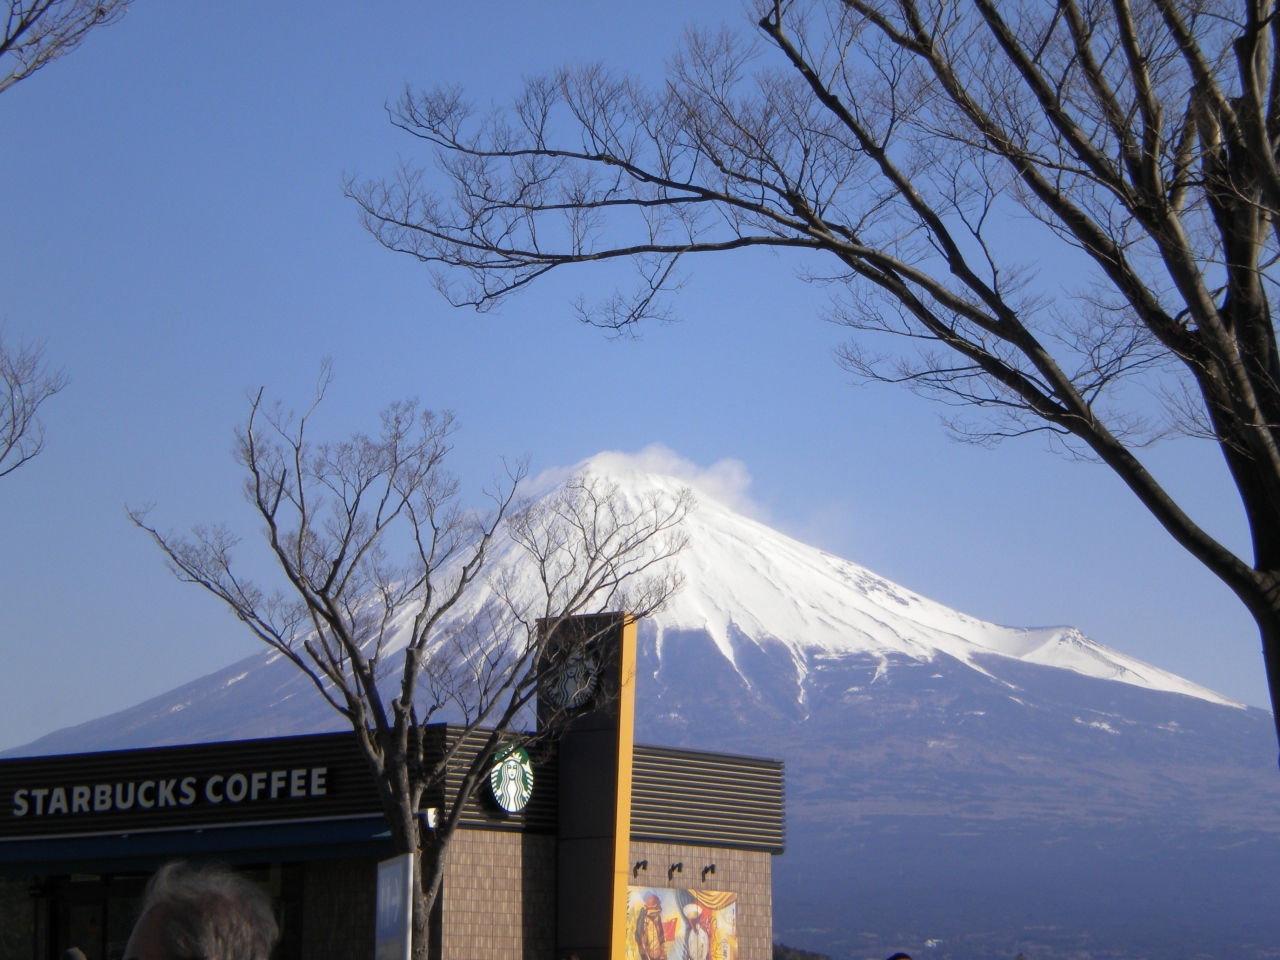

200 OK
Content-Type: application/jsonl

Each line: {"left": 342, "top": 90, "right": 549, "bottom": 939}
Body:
{"left": 626, "top": 885, "right": 738, "bottom": 960}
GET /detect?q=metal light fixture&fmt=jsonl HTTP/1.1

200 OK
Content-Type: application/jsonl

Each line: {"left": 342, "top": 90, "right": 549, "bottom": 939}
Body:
{"left": 701, "top": 864, "right": 716, "bottom": 881}
{"left": 633, "top": 860, "right": 649, "bottom": 878}
{"left": 668, "top": 862, "right": 683, "bottom": 881}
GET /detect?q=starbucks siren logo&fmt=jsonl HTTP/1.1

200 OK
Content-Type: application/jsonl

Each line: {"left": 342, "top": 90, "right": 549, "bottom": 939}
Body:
{"left": 489, "top": 745, "right": 534, "bottom": 814}
{"left": 545, "top": 649, "right": 599, "bottom": 709}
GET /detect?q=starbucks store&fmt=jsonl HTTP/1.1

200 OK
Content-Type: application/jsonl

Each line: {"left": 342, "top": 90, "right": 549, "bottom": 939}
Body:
{"left": 0, "top": 621, "right": 784, "bottom": 960}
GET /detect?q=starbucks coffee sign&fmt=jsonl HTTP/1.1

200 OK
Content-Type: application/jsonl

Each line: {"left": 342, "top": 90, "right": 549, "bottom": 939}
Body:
{"left": 10, "top": 766, "right": 329, "bottom": 818}
{"left": 0, "top": 732, "right": 381, "bottom": 841}
{"left": 488, "top": 746, "right": 534, "bottom": 814}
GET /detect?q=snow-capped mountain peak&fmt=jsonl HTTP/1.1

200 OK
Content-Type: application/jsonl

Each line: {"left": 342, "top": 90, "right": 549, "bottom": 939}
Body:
{"left": 7, "top": 449, "right": 1243, "bottom": 761}
{"left": 545, "top": 453, "right": 1239, "bottom": 708}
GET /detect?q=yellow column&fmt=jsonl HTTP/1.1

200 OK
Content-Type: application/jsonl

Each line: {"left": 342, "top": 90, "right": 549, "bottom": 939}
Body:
{"left": 609, "top": 616, "right": 638, "bottom": 960}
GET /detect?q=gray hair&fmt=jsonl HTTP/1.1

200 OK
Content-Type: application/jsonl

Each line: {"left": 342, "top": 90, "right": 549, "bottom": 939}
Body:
{"left": 139, "top": 861, "right": 279, "bottom": 960}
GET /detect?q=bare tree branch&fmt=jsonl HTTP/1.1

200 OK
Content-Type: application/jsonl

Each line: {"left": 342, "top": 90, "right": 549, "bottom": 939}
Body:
{"left": 0, "top": 330, "right": 66, "bottom": 479}
{"left": 1, "top": 0, "right": 128, "bottom": 95}
{"left": 348, "top": 0, "right": 1280, "bottom": 744}
{"left": 131, "top": 381, "right": 689, "bottom": 959}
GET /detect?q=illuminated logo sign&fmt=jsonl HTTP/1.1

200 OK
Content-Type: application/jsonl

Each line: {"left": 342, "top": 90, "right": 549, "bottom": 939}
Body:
{"left": 488, "top": 746, "right": 533, "bottom": 814}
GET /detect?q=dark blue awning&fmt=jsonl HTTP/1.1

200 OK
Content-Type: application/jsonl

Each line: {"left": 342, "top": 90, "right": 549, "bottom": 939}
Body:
{"left": 0, "top": 815, "right": 395, "bottom": 876}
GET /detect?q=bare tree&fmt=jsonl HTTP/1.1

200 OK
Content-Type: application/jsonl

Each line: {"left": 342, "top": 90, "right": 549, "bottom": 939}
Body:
{"left": 350, "top": 0, "right": 1280, "bottom": 745}
{"left": 0, "top": 331, "right": 66, "bottom": 478}
{"left": 130, "top": 372, "right": 690, "bottom": 960}
{"left": 2, "top": 0, "right": 128, "bottom": 95}
{"left": 2, "top": 1, "right": 123, "bottom": 471}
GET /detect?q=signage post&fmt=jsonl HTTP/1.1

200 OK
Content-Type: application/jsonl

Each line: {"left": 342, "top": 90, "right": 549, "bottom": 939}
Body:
{"left": 541, "top": 613, "right": 636, "bottom": 960}
{"left": 375, "top": 852, "right": 415, "bottom": 960}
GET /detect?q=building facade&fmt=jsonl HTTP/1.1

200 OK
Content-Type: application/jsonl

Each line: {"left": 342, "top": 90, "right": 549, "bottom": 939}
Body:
{"left": 0, "top": 618, "right": 784, "bottom": 960}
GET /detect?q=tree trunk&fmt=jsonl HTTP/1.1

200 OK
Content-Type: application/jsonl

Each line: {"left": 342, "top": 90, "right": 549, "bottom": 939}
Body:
{"left": 373, "top": 770, "right": 435, "bottom": 960}
{"left": 411, "top": 859, "right": 431, "bottom": 960}
{"left": 412, "top": 841, "right": 447, "bottom": 960}
{"left": 1253, "top": 583, "right": 1280, "bottom": 759}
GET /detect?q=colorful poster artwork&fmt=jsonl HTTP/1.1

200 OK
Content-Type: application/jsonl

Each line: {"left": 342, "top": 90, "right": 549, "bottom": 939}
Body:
{"left": 626, "top": 885, "right": 738, "bottom": 960}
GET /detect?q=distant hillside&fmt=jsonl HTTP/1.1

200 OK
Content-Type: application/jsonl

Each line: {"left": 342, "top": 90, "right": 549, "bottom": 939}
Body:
{"left": 774, "top": 944, "right": 833, "bottom": 960}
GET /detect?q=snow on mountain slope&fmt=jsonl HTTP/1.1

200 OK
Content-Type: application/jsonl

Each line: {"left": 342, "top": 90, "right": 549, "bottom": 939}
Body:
{"left": 7, "top": 450, "right": 1243, "bottom": 759}
{"left": 472, "top": 452, "right": 1239, "bottom": 707}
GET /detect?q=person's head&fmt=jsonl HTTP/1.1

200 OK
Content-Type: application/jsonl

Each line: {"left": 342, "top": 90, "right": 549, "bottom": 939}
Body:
{"left": 123, "top": 861, "right": 278, "bottom": 960}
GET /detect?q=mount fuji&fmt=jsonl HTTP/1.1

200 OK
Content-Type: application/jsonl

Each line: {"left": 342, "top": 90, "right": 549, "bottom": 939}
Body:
{"left": 12, "top": 451, "right": 1280, "bottom": 959}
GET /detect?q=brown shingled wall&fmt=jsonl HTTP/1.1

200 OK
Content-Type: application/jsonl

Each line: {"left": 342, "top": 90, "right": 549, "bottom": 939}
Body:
{"left": 440, "top": 829, "right": 557, "bottom": 960}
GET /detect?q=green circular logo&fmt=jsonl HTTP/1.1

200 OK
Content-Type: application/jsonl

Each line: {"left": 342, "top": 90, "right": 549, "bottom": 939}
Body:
{"left": 489, "top": 745, "right": 534, "bottom": 814}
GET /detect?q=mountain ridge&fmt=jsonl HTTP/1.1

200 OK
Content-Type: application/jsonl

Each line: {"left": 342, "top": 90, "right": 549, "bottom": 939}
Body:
{"left": 538, "top": 457, "right": 1237, "bottom": 707}
{"left": 7, "top": 454, "right": 1244, "bottom": 758}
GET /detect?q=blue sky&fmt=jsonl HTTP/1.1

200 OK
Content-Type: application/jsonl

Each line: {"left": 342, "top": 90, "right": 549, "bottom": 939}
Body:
{"left": 0, "top": 0, "right": 1264, "bottom": 751}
